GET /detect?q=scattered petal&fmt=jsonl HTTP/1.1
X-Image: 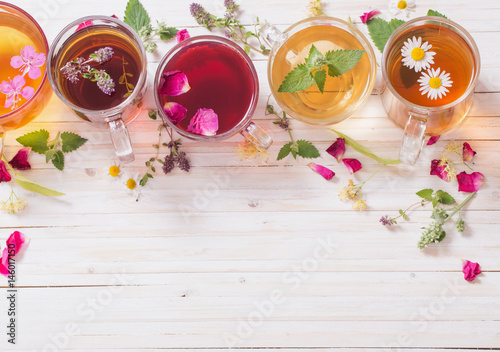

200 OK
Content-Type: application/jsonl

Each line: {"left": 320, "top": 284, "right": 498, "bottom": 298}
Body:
{"left": 163, "top": 102, "right": 188, "bottom": 124}
{"left": 0, "top": 231, "right": 27, "bottom": 276}
{"left": 326, "top": 138, "right": 345, "bottom": 162}
{"left": 8, "top": 147, "right": 31, "bottom": 170}
{"left": 176, "top": 29, "right": 190, "bottom": 43}
{"left": 307, "top": 162, "right": 335, "bottom": 180}
{"left": 462, "top": 142, "right": 476, "bottom": 162}
{"left": 0, "top": 160, "right": 12, "bottom": 182}
{"left": 76, "top": 20, "right": 93, "bottom": 31}
{"left": 427, "top": 135, "right": 440, "bottom": 145}
{"left": 343, "top": 158, "right": 362, "bottom": 174}
{"left": 462, "top": 260, "right": 481, "bottom": 282}
{"left": 158, "top": 71, "right": 191, "bottom": 96}
{"left": 360, "top": 10, "right": 380, "bottom": 23}
{"left": 430, "top": 159, "right": 449, "bottom": 181}
{"left": 187, "top": 108, "right": 219, "bottom": 136}
{"left": 457, "top": 171, "right": 484, "bottom": 193}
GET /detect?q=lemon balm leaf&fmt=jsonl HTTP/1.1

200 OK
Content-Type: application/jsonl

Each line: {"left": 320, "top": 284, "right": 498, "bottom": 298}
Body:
{"left": 124, "top": 0, "right": 151, "bottom": 33}
{"left": 427, "top": 10, "right": 448, "bottom": 19}
{"left": 278, "top": 64, "right": 313, "bottom": 93}
{"left": 313, "top": 69, "right": 327, "bottom": 93}
{"left": 297, "top": 140, "right": 320, "bottom": 159}
{"left": 324, "top": 49, "right": 365, "bottom": 77}
{"left": 16, "top": 129, "right": 49, "bottom": 154}
{"left": 61, "top": 132, "right": 88, "bottom": 153}
{"left": 366, "top": 17, "right": 405, "bottom": 53}
{"left": 277, "top": 142, "right": 293, "bottom": 160}
{"left": 305, "top": 44, "right": 324, "bottom": 68}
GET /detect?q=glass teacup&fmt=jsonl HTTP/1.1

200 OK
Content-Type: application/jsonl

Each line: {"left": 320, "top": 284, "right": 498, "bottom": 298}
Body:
{"left": 0, "top": 2, "right": 52, "bottom": 154}
{"left": 261, "top": 16, "right": 377, "bottom": 126}
{"left": 47, "top": 16, "right": 148, "bottom": 163}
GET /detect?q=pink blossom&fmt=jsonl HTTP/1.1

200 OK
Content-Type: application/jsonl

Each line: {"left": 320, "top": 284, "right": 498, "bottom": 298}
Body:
{"left": 0, "top": 160, "right": 12, "bottom": 183}
{"left": 0, "top": 75, "right": 35, "bottom": 109}
{"left": 462, "top": 142, "right": 476, "bottom": 162}
{"left": 158, "top": 71, "right": 191, "bottom": 96}
{"left": 10, "top": 45, "right": 46, "bottom": 80}
{"left": 426, "top": 135, "right": 440, "bottom": 146}
{"left": 343, "top": 158, "right": 362, "bottom": 174}
{"left": 177, "top": 29, "right": 190, "bottom": 43}
{"left": 0, "top": 231, "right": 26, "bottom": 276}
{"left": 360, "top": 10, "right": 380, "bottom": 23}
{"left": 462, "top": 260, "right": 481, "bottom": 282}
{"left": 430, "top": 159, "right": 449, "bottom": 181}
{"left": 8, "top": 147, "right": 31, "bottom": 170}
{"left": 163, "top": 102, "right": 187, "bottom": 124}
{"left": 308, "top": 163, "right": 335, "bottom": 180}
{"left": 76, "top": 20, "right": 93, "bottom": 31}
{"left": 187, "top": 108, "right": 219, "bottom": 136}
{"left": 326, "top": 138, "right": 345, "bottom": 162}
{"left": 457, "top": 171, "right": 484, "bottom": 193}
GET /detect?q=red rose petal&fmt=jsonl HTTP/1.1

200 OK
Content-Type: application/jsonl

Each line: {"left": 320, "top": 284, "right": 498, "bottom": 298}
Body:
{"left": 360, "top": 10, "right": 380, "bottom": 23}
{"left": 343, "top": 158, "right": 362, "bottom": 174}
{"left": 187, "top": 108, "right": 219, "bottom": 136}
{"left": 308, "top": 163, "right": 335, "bottom": 180}
{"left": 8, "top": 147, "right": 31, "bottom": 170}
{"left": 462, "top": 260, "right": 481, "bottom": 282}
{"left": 462, "top": 142, "right": 477, "bottom": 162}
{"left": 326, "top": 138, "right": 345, "bottom": 162}
{"left": 76, "top": 20, "right": 93, "bottom": 31}
{"left": 176, "top": 29, "right": 190, "bottom": 43}
{"left": 0, "top": 231, "right": 26, "bottom": 276}
{"left": 158, "top": 71, "right": 191, "bottom": 96}
{"left": 430, "top": 159, "right": 449, "bottom": 181}
{"left": 457, "top": 171, "right": 484, "bottom": 193}
{"left": 426, "top": 135, "right": 440, "bottom": 146}
{"left": 163, "top": 102, "right": 187, "bottom": 124}
{"left": 0, "top": 160, "right": 12, "bottom": 183}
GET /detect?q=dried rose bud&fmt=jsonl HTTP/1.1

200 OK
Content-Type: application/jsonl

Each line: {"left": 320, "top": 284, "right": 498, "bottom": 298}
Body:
{"left": 462, "top": 260, "right": 481, "bottom": 282}
{"left": 187, "top": 108, "right": 219, "bottom": 136}
{"left": 426, "top": 135, "right": 440, "bottom": 145}
{"left": 163, "top": 102, "right": 187, "bottom": 124}
{"left": 176, "top": 29, "right": 190, "bottom": 43}
{"left": 8, "top": 147, "right": 31, "bottom": 170}
{"left": 158, "top": 71, "right": 191, "bottom": 96}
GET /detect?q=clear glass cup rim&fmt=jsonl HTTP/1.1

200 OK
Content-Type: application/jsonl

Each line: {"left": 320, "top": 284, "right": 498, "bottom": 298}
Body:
{"left": 47, "top": 15, "right": 147, "bottom": 117}
{"left": 381, "top": 16, "right": 481, "bottom": 113}
{"left": 154, "top": 35, "right": 259, "bottom": 141}
{"left": 0, "top": 1, "right": 49, "bottom": 120}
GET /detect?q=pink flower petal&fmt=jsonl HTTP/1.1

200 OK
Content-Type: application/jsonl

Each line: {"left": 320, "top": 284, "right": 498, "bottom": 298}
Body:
{"left": 0, "top": 160, "right": 12, "bottom": 182}
{"left": 21, "top": 86, "right": 35, "bottom": 100}
{"left": 326, "top": 138, "right": 345, "bottom": 162}
{"left": 360, "top": 10, "right": 380, "bottom": 23}
{"left": 457, "top": 171, "right": 484, "bottom": 193}
{"left": 343, "top": 158, "right": 362, "bottom": 174}
{"left": 430, "top": 159, "right": 449, "bottom": 181}
{"left": 163, "top": 102, "right": 187, "bottom": 124}
{"left": 462, "top": 142, "right": 476, "bottom": 162}
{"left": 176, "top": 29, "right": 190, "bottom": 43}
{"left": 6, "top": 231, "right": 26, "bottom": 256}
{"left": 20, "top": 45, "right": 36, "bottom": 60}
{"left": 158, "top": 71, "right": 191, "bottom": 96}
{"left": 308, "top": 162, "right": 335, "bottom": 180}
{"left": 76, "top": 20, "right": 93, "bottom": 31}
{"left": 28, "top": 66, "right": 42, "bottom": 80}
{"left": 426, "top": 135, "right": 440, "bottom": 146}
{"left": 10, "top": 56, "right": 24, "bottom": 69}
{"left": 462, "top": 260, "right": 481, "bottom": 282}
{"left": 187, "top": 108, "right": 219, "bottom": 136}
{"left": 0, "top": 248, "right": 9, "bottom": 276}
{"left": 111, "top": 14, "right": 119, "bottom": 19}
{"left": 0, "top": 80, "right": 12, "bottom": 94}
{"left": 8, "top": 147, "right": 32, "bottom": 170}
{"left": 12, "top": 75, "right": 26, "bottom": 89}
{"left": 5, "top": 95, "right": 14, "bottom": 109}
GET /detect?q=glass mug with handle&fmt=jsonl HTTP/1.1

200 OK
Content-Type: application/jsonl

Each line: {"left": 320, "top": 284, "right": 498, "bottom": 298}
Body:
{"left": 260, "top": 16, "right": 377, "bottom": 126}
{"left": 0, "top": 2, "right": 52, "bottom": 154}
{"left": 154, "top": 35, "right": 272, "bottom": 149}
{"left": 381, "top": 16, "right": 480, "bottom": 165}
{"left": 47, "top": 16, "right": 148, "bottom": 163}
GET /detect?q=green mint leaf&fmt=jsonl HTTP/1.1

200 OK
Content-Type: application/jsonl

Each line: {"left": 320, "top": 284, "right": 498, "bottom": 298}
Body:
{"left": 159, "top": 27, "right": 178, "bottom": 41}
{"left": 51, "top": 150, "right": 65, "bottom": 171}
{"left": 61, "top": 132, "right": 87, "bottom": 153}
{"left": 124, "top": 0, "right": 151, "bottom": 34}
{"left": 243, "top": 45, "right": 250, "bottom": 54}
{"left": 14, "top": 174, "right": 64, "bottom": 197}
{"left": 277, "top": 142, "right": 293, "bottom": 160}
{"left": 45, "top": 149, "right": 56, "bottom": 163}
{"left": 278, "top": 64, "right": 313, "bottom": 93}
{"left": 16, "top": 129, "right": 50, "bottom": 154}
{"left": 305, "top": 44, "right": 324, "bottom": 68}
{"left": 416, "top": 188, "right": 433, "bottom": 201}
{"left": 313, "top": 69, "right": 327, "bottom": 93}
{"left": 330, "top": 129, "right": 401, "bottom": 165}
{"left": 367, "top": 18, "right": 405, "bottom": 53}
{"left": 427, "top": 10, "right": 448, "bottom": 19}
{"left": 296, "top": 140, "right": 320, "bottom": 159}
{"left": 435, "top": 190, "right": 456, "bottom": 205}
{"left": 432, "top": 197, "right": 439, "bottom": 208}
{"left": 324, "top": 49, "right": 365, "bottom": 77}
{"left": 139, "top": 173, "right": 153, "bottom": 186}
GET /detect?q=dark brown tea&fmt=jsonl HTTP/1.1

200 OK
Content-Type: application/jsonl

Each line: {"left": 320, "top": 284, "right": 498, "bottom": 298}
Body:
{"left": 55, "top": 25, "right": 142, "bottom": 111}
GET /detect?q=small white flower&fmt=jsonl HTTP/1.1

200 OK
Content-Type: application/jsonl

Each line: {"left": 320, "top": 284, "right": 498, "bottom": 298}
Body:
{"left": 389, "top": 0, "right": 416, "bottom": 17}
{"left": 123, "top": 172, "right": 141, "bottom": 200}
{"left": 1, "top": 198, "right": 27, "bottom": 214}
{"left": 401, "top": 36, "right": 436, "bottom": 72}
{"left": 418, "top": 67, "right": 453, "bottom": 100}
{"left": 107, "top": 162, "right": 122, "bottom": 183}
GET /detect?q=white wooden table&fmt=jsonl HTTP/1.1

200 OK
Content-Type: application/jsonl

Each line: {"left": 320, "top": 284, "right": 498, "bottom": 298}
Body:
{"left": 1, "top": 0, "right": 499, "bottom": 350}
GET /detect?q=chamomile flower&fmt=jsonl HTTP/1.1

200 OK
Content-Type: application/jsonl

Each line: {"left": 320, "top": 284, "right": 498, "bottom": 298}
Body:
{"left": 401, "top": 36, "right": 436, "bottom": 72}
{"left": 123, "top": 173, "right": 141, "bottom": 200}
{"left": 389, "top": 0, "right": 416, "bottom": 17}
{"left": 107, "top": 162, "right": 122, "bottom": 183}
{"left": 418, "top": 67, "right": 453, "bottom": 100}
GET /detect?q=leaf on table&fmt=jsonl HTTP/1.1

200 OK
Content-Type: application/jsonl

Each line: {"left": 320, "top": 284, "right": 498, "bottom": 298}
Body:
{"left": 366, "top": 18, "right": 405, "bottom": 53}
{"left": 297, "top": 140, "right": 320, "bottom": 159}
{"left": 427, "top": 9, "right": 448, "bottom": 19}
{"left": 16, "top": 129, "right": 50, "bottom": 154}
{"left": 124, "top": 0, "right": 151, "bottom": 33}
{"left": 277, "top": 142, "right": 293, "bottom": 160}
{"left": 14, "top": 173, "right": 65, "bottom": 197}
{"left": 416, "top": 188, "right": 433, "bottom": 201}
{"left": 61, "top": 132, "right": 88, "bottom": 153}
{"left": 51, "top": 150, "right": 65, "bottom": 171}
{"left": 435, "top": 190, "right": 456, "bottom": 205}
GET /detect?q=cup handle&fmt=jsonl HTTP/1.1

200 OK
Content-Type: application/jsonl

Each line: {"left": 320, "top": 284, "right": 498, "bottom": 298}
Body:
{"left": 399, "top": 112, "right": 428, "bottom": 165}
{"left": 240, "top": 122, "right": 273, "bottom": 150}
{"left": 259, "top": 23, "right": 284, "bottom": 48}
{"left": 107, "top": 118, "right": 135, "bottom": 163}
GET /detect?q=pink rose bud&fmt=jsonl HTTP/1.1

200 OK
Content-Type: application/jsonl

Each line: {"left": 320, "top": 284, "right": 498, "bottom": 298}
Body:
{"left": 457, "top": 171, "right": 484, "bottom": 193}
{"left": 187, "top": 108, "right": 219, "bottom": 136}
{"left": 0, "top": 160, "right": 12, "bottom": 183}
{"left": 462, "top": 259, "right": 481, "bottom": 282}
{"left": 307, "top": 162, "right": 335, "bottom": 180}
{"left": 326, "top": 138, "right": 345, "bottom": 162}
{"left": 8, "top": 147, "right": 31, "bottom": 170}
{"left": 360, "top": 10, "right": 380, "bottom": 23}
{"left": 462, "top": 142, "right": 476, "bottom": 162}
{"left": 426, "top": 135, "right": 440, "bottom": 146}
{"left": 158, "top": 71, "right": 191, "bottom": 96}
{"left": 430, "top": 159, "right": 450, "bottom": 181}
{"left": 176, "top": 29, "right": 190, "bottom": 43}
{"left": 343, "top": 158, "right": 362, "bottom": 174}
{"left": 163, "top": 102, "right": 187, "bottom": 124}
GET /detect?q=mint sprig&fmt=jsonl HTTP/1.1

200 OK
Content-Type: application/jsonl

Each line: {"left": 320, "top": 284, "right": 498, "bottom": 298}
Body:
{"left": 278, "top": 45, "right": 365, "bottom": 94}
{"left": 16, "top": 130, "right": 87, "bottom": 171}
{"left": 366, "top": 17, "right": 405, "bottom": 53}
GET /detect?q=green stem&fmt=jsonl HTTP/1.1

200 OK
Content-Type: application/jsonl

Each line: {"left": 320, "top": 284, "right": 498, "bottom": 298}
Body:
{"left": 445, "top": 192, "right": 477, "bottom": 222}
{"left": 287, "top": 129, "right": 295, "bottom": 144}
{"left": 392, "top": 200, "right": 430, "bottom": 221}
{"left": 47, "top": 132, "right": 61, "bottom": 148}
{"left": 357, "top": 164, "right": 386, "bottom": 188}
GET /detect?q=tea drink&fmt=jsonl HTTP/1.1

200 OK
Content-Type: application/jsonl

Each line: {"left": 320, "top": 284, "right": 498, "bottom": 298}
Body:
{"left": 270, "top": 24, "right": 374, "bottom": 125}
{"left": 159, "top": 40, "right": 257, "bottom": 135}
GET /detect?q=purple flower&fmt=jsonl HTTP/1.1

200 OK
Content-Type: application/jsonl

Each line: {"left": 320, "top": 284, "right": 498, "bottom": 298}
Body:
{"left": 92, "top": 47, "right": 114, "bottom": 64}
{"left": 187, "top": 108, "right": 219, "bottom": 136}
{"left": 95, "top": 70, "right": 115, "bottom": 95}
{"left": 8, "top": 147, "right": 31, "bottom": 170}
{"left": 0, "top": 75, "right": 34, "bottom": 109}
{"left": 379, "top": 215, "right": 395, "bottom": 226}
{"left": 163, "top": 102, "right": 187, "bottom": 124}
{"left": 60, "top": 57, "right": 85, "bottom": 84}
{"left": 307, "top": 163, "right": 335, "bottom": 180}
{"left": 158, "top": 71, "right": 191, "bottom": 96}
{"left": 10, "top": 45, "right": 46, "bottom": 80}
{"left": 189, "top": 3, "right": 214, "bottom": 27}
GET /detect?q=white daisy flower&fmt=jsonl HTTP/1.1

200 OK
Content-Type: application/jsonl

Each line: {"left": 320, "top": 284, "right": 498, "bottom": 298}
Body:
{"left": 123, "top": 172, "right": 141, "bottom": 200}
{"left": 418, "top": 67, "right": 453, "bottom": 100}
{"left": 389, "top": 0, "right": 416, "bottom": 17}
{"left": 401, "top": 36, "right": 436, "bottom": 72}
{"left": 107, "top": 162, "right": 123, "bottom": 183}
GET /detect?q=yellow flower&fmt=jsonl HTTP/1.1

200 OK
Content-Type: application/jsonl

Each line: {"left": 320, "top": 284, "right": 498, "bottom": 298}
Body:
{"left": 109, "top": 165, "right": 121, "bottom": 177}
{"left": 338, "top": 179, "right": 358, "bottom": 201}
{"left": 438, "top": 155, "right": 450, "bottom": 167}
{"left": 444, "top": 142, "right": 461, "bottom": 154}
{"left": 123, "top": 173, "right": 141, "bottom": 200}
{"left": 305, "top": 0, "right": 324, "bottom": 17}
{"left": 352, "top": 199, "right": 367, "bottom": 211}
{"left": 235, "top": 141, "right": 269, "bottom": 162}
